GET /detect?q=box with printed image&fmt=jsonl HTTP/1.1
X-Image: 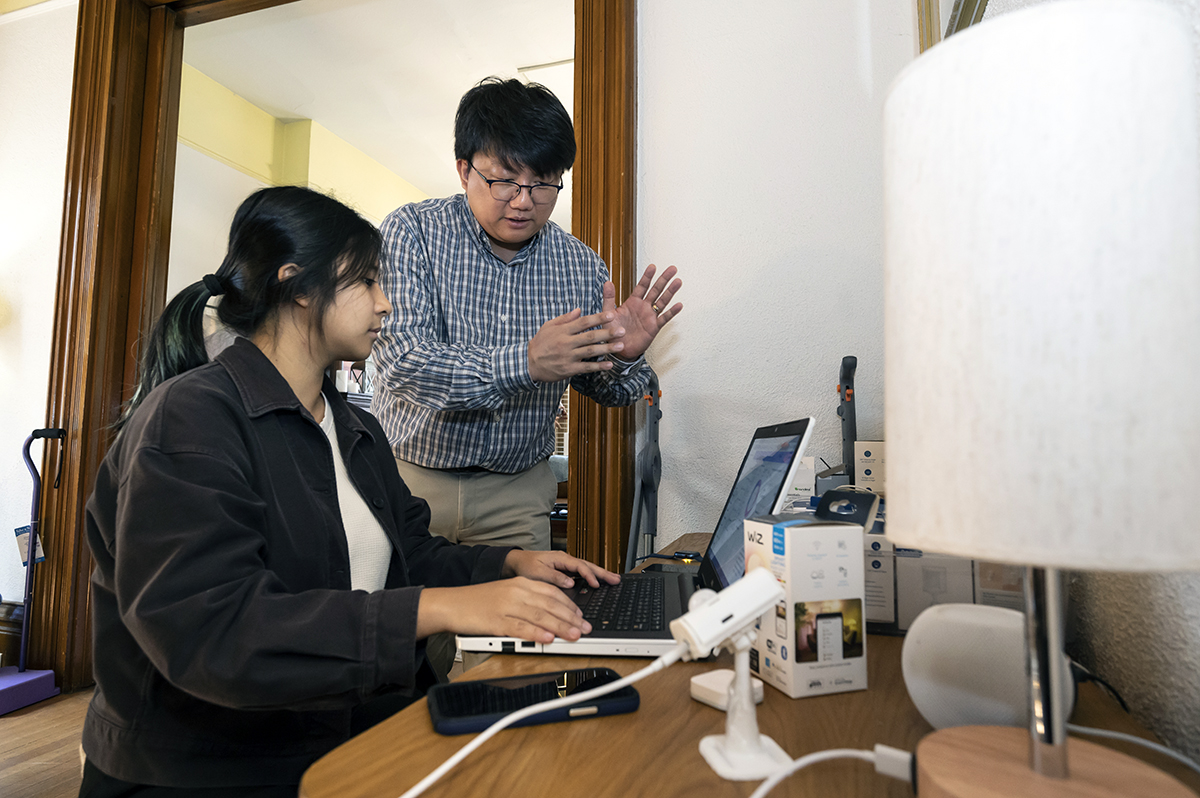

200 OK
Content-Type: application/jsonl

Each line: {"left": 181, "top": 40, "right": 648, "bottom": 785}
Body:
{"left": 744, "top": 514, "right": 867, "bottom": 699}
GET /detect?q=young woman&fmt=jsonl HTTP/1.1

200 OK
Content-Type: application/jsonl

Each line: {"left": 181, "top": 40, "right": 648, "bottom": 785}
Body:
{"left": 79, "top": 186, "right": 616, "bottom": 797}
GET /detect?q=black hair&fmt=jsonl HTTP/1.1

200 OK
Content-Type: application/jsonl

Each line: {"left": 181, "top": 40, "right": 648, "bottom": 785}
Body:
{"left": 454, "top": 77, "right": 576, "bottom": 177}
{"left": 120, "top": 185, "right": 382, "bottom": 426}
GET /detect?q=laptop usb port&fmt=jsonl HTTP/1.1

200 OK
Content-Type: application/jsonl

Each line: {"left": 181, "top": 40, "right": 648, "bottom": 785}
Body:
{"left": 520, "top": 641, "right": 537, "bottom": 649}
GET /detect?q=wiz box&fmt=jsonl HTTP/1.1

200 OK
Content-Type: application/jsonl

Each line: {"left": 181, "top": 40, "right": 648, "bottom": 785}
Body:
{"left": 745, "top": 513, "right": 867, "bottom": 699}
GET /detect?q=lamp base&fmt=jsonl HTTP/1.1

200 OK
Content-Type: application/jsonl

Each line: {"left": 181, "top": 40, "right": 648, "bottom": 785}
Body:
{"left": 916, "top": 726, "right": 1194, "bottom": 798}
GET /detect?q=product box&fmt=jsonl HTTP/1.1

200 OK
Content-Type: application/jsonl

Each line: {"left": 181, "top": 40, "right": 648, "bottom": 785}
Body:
{"left": 894, "top": 549, "right": 974, "bottom": 631}
{"left": 778, "top": 457, "right": 817, "bottom": 513}
{"left": 745, "top": 514, "right": 867, "bottom": 699}
{"left": 974, "top": 561, "right": 1026, "bottom": 613}
{"left": 854, "top": 441, "right": 885, "bottom": 496}
{"left": 864, "top": 526, "right": 895, "bottom": 628}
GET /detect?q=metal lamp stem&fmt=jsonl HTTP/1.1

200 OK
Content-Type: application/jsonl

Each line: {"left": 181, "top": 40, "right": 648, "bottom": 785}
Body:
{"left": 1025, "top": 566, "right": 1069, "bottom": 777}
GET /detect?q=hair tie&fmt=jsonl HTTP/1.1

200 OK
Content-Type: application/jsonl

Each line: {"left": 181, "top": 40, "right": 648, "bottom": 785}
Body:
{"left": 202, "top": 274, "right": 226, "bottom": 296}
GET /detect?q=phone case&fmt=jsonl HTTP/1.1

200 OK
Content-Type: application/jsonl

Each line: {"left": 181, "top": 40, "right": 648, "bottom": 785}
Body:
{"left": 426, "top": 667, "right": 640, "bottom": 735}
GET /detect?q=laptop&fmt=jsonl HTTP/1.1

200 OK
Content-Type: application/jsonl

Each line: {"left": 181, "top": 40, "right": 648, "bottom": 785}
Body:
{"left": 457, "top": 417, "right": 814, "bottom": 657}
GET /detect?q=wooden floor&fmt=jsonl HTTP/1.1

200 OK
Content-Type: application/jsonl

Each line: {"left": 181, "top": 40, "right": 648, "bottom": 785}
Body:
{"left": 0, "top": 688, "right": 91, "bottom": 798}
{"left": 0, "top": 661, "right": 464, "bottom": 798}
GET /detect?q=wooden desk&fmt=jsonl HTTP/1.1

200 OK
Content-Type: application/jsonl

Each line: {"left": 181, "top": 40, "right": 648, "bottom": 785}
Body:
{"left": 301, "top": 636, "right": 927, "bottom": 798}
{"left": 300, "top": 533, "right": 1200, "bottom": 798}
{"left": 299, "top": 641, "right": 1198, "bottom": 798}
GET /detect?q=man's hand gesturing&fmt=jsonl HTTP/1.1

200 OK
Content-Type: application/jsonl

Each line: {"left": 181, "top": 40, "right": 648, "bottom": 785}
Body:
{"left": 528, "top": 308, "right": 627, "bottom": 383}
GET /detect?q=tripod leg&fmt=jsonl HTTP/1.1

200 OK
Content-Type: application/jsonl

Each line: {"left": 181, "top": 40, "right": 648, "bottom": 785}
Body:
{"left": 625, "top": 478, "right": 644, "bottom": 572}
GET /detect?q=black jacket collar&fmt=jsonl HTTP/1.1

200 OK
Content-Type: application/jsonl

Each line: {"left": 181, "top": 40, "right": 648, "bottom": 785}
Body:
{"left": 214, "top": 338, "right": 373, "bottom": 442}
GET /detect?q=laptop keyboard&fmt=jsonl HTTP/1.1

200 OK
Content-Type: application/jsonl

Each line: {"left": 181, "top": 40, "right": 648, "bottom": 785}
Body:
{"left": 574, "top": 575, "right": 665, "bottom": 632}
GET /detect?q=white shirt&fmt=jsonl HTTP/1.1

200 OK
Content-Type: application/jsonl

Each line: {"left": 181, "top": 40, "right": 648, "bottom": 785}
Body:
{"left": 318, "top": 395, "right": 393, "bottom": 591}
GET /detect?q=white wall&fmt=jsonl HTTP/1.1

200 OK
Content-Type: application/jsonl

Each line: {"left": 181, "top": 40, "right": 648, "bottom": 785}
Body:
{"left": 167, "top": 142, "right": 267, "bottom": 300}
{"left": 637, "top": 0, "right": 914, "bottom": 546}
{"left": 0, "top": 0, "right": 77, "bottom": 603}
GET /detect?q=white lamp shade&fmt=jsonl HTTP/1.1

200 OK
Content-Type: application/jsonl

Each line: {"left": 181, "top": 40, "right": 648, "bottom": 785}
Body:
{"left": 883, "top": 0, "right": 1200, "bottom": 571}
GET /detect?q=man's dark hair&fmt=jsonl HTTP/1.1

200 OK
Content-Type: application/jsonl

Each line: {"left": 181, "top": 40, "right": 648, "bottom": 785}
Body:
{"left": 454, "top": 77, "right": 576, "bottom": 176}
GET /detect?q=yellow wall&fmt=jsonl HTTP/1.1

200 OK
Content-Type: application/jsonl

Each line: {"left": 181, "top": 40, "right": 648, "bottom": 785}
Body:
{"left": 178, "top": 65, "right": 425, "bottom": 223}
{"left": 178, "top": 66, "right": 279, "bottom": 185}
{"left": 305, "top": 122, "right": 427, "bottom": 222}
{"left": 0, "top": 0, "right": 48, "bottom": 15}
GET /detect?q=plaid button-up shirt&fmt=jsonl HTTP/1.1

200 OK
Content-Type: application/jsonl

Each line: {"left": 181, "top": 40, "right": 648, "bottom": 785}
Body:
{"left": 371, "top": 194, "right": 649, "bottom": 473}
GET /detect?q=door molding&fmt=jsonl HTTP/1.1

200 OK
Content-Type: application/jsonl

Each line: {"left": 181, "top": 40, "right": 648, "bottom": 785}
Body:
{"left": 568, "top": 0, "right": 637, "bottom": 573}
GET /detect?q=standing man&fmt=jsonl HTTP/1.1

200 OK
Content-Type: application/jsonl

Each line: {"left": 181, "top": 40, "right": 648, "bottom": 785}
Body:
{"left": 372, "top": 77, "right": 683, "bottom": 553}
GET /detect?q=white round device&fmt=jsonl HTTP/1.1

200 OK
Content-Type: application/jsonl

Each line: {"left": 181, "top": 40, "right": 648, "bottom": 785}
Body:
{"left": 901, "top": 603, "right": 1075, "bottom": 730}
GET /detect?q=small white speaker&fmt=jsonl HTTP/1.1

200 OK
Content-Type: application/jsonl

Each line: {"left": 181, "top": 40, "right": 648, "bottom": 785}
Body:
{"left": 901, "top": 603, "right": 1075, "bottom": 730}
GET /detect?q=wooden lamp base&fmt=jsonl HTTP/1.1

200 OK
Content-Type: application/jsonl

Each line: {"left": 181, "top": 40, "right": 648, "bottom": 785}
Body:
{"left": 916, "top": 726, "right": 1195, "bottom": 798}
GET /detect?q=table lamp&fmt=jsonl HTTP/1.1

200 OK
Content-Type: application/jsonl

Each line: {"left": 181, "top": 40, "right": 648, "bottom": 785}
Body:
{"left": 882, "top": 1, "right": 1200, "bottom": 796}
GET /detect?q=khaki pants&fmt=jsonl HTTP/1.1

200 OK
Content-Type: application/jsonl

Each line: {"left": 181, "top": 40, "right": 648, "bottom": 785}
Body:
{"left": 397, "top": 459, "right": 556, "bottom": 679}
{"left": 395, "top": 459, "right": 556, "bottom": 551}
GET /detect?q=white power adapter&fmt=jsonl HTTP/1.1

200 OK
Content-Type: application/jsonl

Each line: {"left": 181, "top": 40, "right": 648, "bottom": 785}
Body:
{"left": 690, "top": 668, "right": 764, "bottom": 711}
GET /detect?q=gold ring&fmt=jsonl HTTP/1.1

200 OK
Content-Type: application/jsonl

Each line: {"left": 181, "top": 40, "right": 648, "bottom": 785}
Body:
{"left": 652, "top": 302, "right": 661, "bottom": 313}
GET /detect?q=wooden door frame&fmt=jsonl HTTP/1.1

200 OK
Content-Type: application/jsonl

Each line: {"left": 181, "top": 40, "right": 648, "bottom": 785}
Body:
{"left": 34, "top": 0, "right": 637, "bottom": 690}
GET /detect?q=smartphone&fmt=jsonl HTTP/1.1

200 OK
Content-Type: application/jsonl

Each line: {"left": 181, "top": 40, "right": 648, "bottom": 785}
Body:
{"left": 815, "top": 612, "right": 844, "bottom": 663}
{"left": 774, "top": 602, "right": 788, "bottom": 637}
{"left": 426, "top": 667, "right": 639, "bottom": 735}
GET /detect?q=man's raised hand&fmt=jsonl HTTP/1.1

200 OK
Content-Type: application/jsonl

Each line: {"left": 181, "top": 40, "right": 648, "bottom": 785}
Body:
{"left": 602, "top": 264, "right": 683, "bottom": 361}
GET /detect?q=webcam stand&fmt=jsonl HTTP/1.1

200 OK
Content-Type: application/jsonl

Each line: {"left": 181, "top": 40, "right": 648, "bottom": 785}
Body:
{"left": 698, "top": 627, "right": 791, "bottom": 780}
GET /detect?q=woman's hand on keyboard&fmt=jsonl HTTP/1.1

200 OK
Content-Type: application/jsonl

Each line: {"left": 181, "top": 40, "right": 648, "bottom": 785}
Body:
{"left": 417, "top": 578, "right": 594, "bottom": 643}
{"left": 503, "top": 550, "right": 621, "bottom": 590}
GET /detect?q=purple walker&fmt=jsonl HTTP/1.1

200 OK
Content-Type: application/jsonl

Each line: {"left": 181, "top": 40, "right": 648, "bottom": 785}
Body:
{"left": 0, "top": 428, "right": 65, "bottom": 714}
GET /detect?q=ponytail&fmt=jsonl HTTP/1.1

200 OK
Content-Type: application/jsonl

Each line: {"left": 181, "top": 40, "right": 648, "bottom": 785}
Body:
{"left": 117, "top": 277, "right": 223, "bottom": 428}
{"left": 117, "top": 185, "right": 380, "bottom": 430}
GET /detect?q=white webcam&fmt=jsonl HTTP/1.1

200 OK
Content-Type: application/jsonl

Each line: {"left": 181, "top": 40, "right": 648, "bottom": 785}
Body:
{"left": 670, "top": 567, "right": 784, "bottom": 660}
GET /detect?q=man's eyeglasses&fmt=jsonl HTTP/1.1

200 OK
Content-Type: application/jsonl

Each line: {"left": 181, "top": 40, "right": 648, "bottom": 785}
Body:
{"left": 470, "top": 162, "right": 563, "bottom": 205}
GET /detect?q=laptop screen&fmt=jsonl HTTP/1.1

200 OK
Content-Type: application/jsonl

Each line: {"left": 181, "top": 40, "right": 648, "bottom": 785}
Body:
{"left": 702, "top": 418, "right": 812, "bottom": 589}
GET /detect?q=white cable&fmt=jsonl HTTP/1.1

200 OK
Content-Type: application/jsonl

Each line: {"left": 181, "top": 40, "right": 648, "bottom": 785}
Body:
{"left": 747, "top": 749, "right": 875, "bottom": 798}
{"left": 1068, "top": 723, "right": 1200, "bottom": 778}
{"left": 746, "top": 744, "right": 913, "bottom": 798}
{"left": 872, "top": 743, "right": 915, "bottom": 783}
{"left": 397, "top": 641, "right": 691, "bottom": 798}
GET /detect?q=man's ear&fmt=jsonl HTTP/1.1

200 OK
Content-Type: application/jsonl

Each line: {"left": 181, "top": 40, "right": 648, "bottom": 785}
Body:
{"left": 277, "top": 263, "right": 309, "bottom": 307}
{"left": 456, "top": 159, "right": 472, "bottom": 191}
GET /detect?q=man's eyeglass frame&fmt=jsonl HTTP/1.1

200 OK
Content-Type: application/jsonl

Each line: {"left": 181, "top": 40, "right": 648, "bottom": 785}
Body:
{"left": 470, "top": 162, "right": 563, "bottom": 205}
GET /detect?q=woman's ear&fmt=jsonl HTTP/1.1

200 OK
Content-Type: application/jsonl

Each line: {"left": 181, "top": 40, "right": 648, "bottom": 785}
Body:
{"left": 276, "top": 263, "right": 309, "bottom": 307}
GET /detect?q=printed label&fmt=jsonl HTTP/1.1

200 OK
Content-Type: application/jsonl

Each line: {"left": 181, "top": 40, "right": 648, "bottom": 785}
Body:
{"left": 15, "top": 526, "right": 46, "bottom": 566}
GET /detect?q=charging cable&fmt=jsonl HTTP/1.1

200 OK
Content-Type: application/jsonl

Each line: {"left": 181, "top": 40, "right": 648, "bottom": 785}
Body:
{"left": 739, "top": 727, "right": 1199, "bottom": 798}
{"left": 746, "top": 744, "right": 913, "bottom": 798}
{"left": 1067, "top": 724, "right": 1200, "bottom": 778}
{"left": 396, "top": 641, "right": 691, "bottom": 798}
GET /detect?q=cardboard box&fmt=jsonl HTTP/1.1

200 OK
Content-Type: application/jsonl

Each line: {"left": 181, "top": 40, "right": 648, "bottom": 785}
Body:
{"left": 854, "top": 441, "right": 885, "bottom": 496}
{"left": 745, "top": 514, "right": 867, "bottom": 699}
{"left": 895, "top": 549, "right": 974, "bottom": 630}
{"left": 974, "top": 561, "right": 1026, "bottom": 613}
{"left": 864, "top": 528, "right": 895, "bottom": 626}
